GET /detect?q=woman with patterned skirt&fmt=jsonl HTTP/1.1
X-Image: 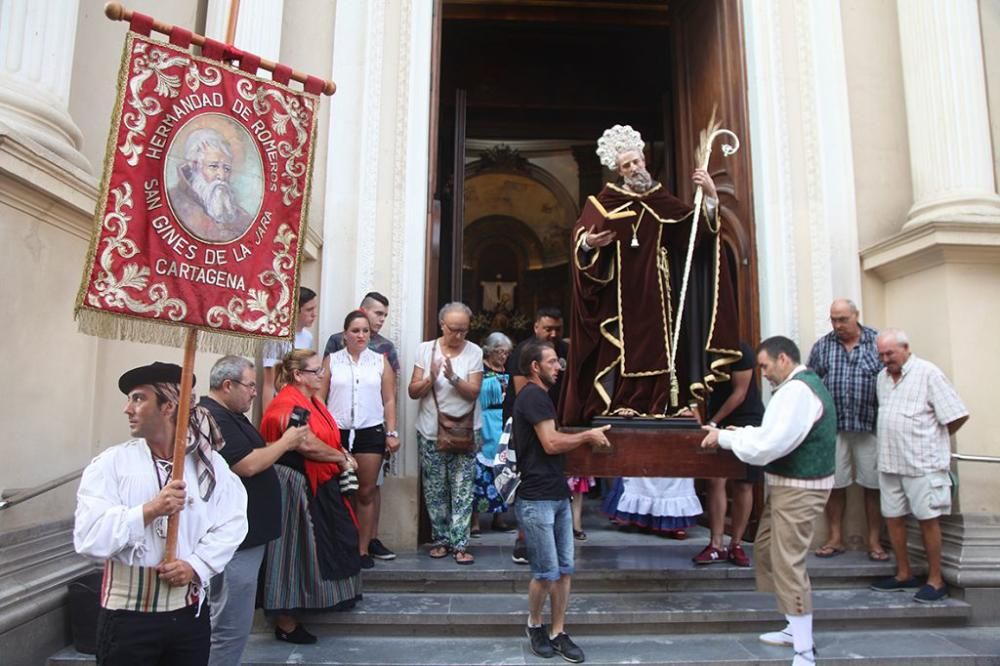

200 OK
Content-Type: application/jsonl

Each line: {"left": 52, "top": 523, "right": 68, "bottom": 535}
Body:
{"left": 260, "top": 349, "right": 362, "bottom": 644}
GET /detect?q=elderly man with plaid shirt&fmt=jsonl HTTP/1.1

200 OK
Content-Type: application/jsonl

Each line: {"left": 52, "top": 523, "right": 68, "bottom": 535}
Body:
{"left": 807, "top": 298, "right": 886, "bottom": 561}
{"left": 870, "top": 329, "right": 968, "bottom": 603}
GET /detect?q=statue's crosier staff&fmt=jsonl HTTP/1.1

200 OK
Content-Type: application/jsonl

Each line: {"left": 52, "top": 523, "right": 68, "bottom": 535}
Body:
{"left": 667, "top": 117, "right": 740, "bottom": 409}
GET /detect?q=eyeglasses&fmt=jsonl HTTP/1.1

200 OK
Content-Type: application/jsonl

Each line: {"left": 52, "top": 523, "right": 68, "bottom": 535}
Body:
{"left": 232, "top": 380, "right": 256, "bottom": 390}
{"left": 300, "top": 367, "right": 325, "bottom": 376}
{"left": 443, "top": 323, "right": 469, "bottom": 335}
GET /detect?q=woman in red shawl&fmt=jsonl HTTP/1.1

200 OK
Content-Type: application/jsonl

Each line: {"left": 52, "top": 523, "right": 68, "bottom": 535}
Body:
{"left": 260, "top": 349, "right": 361, "bottom": 644}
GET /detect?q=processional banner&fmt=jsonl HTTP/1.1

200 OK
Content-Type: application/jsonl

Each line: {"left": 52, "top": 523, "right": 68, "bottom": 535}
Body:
{"left": 76, "top": 29, "right": 321, "bottom": 353}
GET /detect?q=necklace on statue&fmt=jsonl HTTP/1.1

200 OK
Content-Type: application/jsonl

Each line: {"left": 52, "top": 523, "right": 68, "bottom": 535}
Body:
{"left": 630, "top": 209, "right": 646, "bottom": 248}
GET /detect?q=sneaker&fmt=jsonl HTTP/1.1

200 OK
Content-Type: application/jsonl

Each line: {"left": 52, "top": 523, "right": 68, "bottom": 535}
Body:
{"left": 359, "top": 554, "right": 375, "bottom": 569}
{"left": 369, "top": 538, "right": 396, "bottom": 560}
{"left": 758, "top": 626, "right": 794, "bottom": 647}
{"left": 870, "top": 575, "right": 922, "bottom": 592}
{"left": 512, "top": 538, "right": 529, "bottom": 565}
{"left": 728, "top": 543, "right": 751, "bottom": 567}
{"left": 526, "top": 624, "right": 554, "bottom": 658}
{"left": 550, "top": 632, "right": 585, "bottom": 663}
{"left": 692, "top": 544, "right": 728, "bottom": 565}
{"left": 275, "top": 624, "right": 317, "bottom": 644}
{"left": 913, "top": 583, "right": 949, "bottom": 603}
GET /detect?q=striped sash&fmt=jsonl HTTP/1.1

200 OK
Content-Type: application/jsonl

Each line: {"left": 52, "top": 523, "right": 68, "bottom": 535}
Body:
{"left": 101, "top": 560, "right": 199, "bottom": 612}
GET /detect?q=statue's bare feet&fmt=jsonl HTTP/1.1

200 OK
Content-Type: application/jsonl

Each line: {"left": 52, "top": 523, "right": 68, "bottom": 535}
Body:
{"left": 612, "top": 407, "right": 640, "bottom": 418}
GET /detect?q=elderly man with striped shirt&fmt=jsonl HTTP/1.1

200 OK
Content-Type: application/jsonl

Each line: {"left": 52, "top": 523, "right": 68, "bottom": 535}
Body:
{"left": 870, "top": 329, "right": 968, "bottom": 604}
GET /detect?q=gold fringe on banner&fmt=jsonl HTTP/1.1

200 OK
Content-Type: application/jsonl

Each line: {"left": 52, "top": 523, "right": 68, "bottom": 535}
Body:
{"left": 77, "top": 310, "right": 260, "bottom": 357}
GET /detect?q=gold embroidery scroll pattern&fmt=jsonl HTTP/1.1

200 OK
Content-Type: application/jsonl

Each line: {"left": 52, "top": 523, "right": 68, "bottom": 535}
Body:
{"left": 236, "top": 79, "right": 316, "bottom": 206}
{"left": 119, "top": 41, "right": 222, "bottom": 167}
{"left": 205, "top": 223, "right": 296, "bottom": 336}
{"left": 87, "top": 183, "right": 188, "bottom": 320}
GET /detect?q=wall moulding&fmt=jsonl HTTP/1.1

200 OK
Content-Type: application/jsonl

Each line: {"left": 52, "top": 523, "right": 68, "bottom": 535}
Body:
{"left": 0, "top": 128, "right": 98, "bottom": 240}
{"left": 860, "top": 221, "right": 1000, "bottom": 283}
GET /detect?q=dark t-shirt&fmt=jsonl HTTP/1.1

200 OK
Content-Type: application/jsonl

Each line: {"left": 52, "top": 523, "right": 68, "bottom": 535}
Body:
{"left": 707, "top": 341, "right": 765, "bottom": 428}
{"left": 513, "top": 383, "right": 570, "bottom": 501}
{"left": 502, "top": 337, "right": 569, "bottom": 423}
{"left": 200, "top": 396, "right": 282, "bottom": 549}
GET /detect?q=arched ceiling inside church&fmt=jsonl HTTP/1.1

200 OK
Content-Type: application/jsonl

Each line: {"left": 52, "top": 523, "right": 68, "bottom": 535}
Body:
{"left": 464, "top": 171, "right": 575, "bottom": 267}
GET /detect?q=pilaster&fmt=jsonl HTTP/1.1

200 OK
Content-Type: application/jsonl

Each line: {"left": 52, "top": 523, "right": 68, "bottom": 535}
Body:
{"left": 0, "top": 0, "right": 91, "bottom": 173}
{"left": 896, "top": 0, "right": 1000, "bottom": 229}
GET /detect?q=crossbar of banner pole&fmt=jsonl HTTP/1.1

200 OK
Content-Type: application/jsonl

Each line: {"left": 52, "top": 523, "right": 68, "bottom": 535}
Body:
{"left": 103, "top": 1, "right": 337, "bottom": 96}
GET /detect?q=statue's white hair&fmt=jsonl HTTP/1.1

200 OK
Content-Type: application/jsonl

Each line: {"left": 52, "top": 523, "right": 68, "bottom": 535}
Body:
{"left": 596, "top": 124, "right": 645, "bottom": 171}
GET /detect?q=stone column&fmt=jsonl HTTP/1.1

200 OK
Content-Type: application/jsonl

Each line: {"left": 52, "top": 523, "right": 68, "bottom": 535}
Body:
{"left": 0, "top": 0, "right": 90, "bottom": 171}
{"left": 897, "top": 0, "right": 1000, "bottom": 229}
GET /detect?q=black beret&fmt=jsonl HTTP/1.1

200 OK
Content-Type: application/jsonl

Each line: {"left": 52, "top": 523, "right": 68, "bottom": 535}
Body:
{"left": 118, "top": 362, "right": 196, "bottom": 394}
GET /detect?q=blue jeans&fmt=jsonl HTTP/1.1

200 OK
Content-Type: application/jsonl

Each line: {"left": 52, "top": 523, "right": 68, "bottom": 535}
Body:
{"left": 515, "top": 498, "right": 575, "bottom": 581}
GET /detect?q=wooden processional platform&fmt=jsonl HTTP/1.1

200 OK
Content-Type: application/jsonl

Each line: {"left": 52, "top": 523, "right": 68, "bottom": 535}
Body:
{"left": 563, "top": 416, "right": 746, "bottom": 478}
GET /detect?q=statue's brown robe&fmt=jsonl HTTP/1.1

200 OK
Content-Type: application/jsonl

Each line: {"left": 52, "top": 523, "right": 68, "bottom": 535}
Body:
{"left": 559, "top": 182, "right": 740, "bottom": 425}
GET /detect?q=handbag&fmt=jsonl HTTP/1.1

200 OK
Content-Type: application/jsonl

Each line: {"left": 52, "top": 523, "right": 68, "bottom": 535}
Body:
{"left": 430, "top": 340, "right": 476, "bottom": 454}
{"left": 492, "top": 417, "right": 520, "bottom": 504}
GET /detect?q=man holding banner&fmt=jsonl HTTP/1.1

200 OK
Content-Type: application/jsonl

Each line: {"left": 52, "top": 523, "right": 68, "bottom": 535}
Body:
{"left": 74, "top": 362, "right": 247, "bottom": 665}
{"left": 72, "top": 12, "right": 329, "bottom": 663}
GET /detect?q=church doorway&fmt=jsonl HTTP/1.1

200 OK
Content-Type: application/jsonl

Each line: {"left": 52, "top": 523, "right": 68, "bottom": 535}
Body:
{"left": 422, "top": 0, "right": 761, "bottom": 539}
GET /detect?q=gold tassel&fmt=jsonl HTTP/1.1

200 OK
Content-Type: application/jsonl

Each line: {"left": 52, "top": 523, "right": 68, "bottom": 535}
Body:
{"left": 76, "top": 310, "right": 261, "bottom": 357}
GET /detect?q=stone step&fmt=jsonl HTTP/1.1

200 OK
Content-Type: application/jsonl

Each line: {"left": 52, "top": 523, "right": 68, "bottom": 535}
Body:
{"left": 48, "top": 626, "right": 1000, "bottom": 665}
{"left": 274, "top": 588, "right": 970, "bottom": 637}
{"left": 360, "top": 544, "right": 899, "bottom": 593}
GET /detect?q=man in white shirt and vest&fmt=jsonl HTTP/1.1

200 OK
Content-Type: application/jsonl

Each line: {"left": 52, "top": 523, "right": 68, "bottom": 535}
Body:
{"left": 74, "top": 362, "right": 248, "bottom": 665}
{"left": 702, "top": 336, "right": 836, "bottom": 666}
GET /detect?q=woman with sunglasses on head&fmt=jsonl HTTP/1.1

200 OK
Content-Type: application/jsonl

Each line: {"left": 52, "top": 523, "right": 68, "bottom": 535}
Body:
{"left": 408, "top": 302, "right": 483, "bottom": 564}
{"left": 259, "top": 349, "right": 361, "bottom": 645}
{"left": 322, "top": 311, "right": 399, "bottom": 570}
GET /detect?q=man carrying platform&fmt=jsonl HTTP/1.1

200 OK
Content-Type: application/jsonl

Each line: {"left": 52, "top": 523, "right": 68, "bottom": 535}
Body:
{"left": 74, "top": 362, "right": 248, "bottom": 665}
{"left": 514, "top": 339, "right": 611, "bottom": 662}
{"left": 701, "top": 337, "right": 836, "bottom": 666}
{"left": 560, "top": 124, "right": 740, "bottom": 425}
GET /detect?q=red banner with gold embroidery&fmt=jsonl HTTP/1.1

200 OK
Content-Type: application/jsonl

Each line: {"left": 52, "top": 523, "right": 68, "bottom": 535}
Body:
{"left": 75, "top": 31, "right": 320, "bottom": 353}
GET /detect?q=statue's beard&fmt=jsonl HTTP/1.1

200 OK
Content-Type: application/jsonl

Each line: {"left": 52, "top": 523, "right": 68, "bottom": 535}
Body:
{"left": 623, "top": 167, "right": 654, "bottom": 193}
{"left": 190, "top": 172, "right": 238, "bottom": 225}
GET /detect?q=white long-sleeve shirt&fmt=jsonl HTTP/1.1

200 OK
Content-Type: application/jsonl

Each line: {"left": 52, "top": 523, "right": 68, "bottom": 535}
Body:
{"left": 717, "top": 365, "right": 833, "bottom": 489}
{"left": 74, "top": 439, "right": 248, "bottom": 604}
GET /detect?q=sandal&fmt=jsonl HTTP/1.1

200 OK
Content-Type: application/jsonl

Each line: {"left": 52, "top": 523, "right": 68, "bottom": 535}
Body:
{"left": 453, "top": 549, "right": 475, "bottom": 565}
{"left": 470, "top": 527, "right": 481, "bottom": 539}
{"left": 428, "top": 545, "right": 449, "bottom": 559}
{"left": 814, "top": 544, "right": 846, "bottom": 558}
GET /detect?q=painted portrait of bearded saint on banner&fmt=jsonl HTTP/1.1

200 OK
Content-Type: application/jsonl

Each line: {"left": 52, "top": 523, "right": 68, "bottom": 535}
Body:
{"left": 166, "top": 118, "right": 263, "bottom": 244}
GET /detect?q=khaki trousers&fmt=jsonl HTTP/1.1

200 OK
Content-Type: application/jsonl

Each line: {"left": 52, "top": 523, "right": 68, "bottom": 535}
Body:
{"left": 754, "top": 485, "right": 830, "bottom": 616}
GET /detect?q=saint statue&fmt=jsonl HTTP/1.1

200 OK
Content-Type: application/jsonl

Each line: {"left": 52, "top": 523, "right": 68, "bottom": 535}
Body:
{"left": 559, "top": 124, "right": 740, "bottom": 425}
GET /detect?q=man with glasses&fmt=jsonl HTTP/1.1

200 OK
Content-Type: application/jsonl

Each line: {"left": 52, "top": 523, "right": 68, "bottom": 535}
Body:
{"left": 200, "top": 356, "right": 309, "bottom": 665}
{"left": 807, "top": 299, "right": 886, "bottom": 561}
{"left": 74, "top": 362, "right": 248, "bottom": 665}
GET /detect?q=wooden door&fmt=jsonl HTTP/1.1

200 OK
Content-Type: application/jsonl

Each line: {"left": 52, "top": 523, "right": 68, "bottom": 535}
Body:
{"left": 672, "top": 0, "right": 763, "bottom": 539}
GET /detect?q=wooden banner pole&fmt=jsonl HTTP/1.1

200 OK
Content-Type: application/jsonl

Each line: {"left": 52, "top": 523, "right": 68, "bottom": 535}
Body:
{"left": 164, "top": 327, "right": 198, "bottom": 562}
{"left": 103, "top": 1, "right": 336, "bottom": 96}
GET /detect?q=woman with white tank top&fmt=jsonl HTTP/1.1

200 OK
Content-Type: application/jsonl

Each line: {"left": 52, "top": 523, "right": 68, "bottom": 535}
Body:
{"left": 322, "top": 310, "right": 399, "bottom": 569}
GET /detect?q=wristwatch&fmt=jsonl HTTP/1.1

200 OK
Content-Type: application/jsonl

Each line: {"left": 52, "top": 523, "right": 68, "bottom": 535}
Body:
{"left": 447, "top": 374, "right": 459, "bottom": 385}
{"left": 386, "top": 430, "right": 399, "bottom": 438}
{"left": 708, "top": 421, "right": 718, "bottom": 428}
